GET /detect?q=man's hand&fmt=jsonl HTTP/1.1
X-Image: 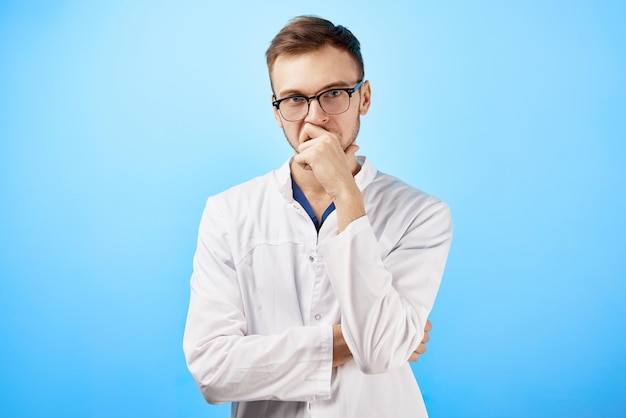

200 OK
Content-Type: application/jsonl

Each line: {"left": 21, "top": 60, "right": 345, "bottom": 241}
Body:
{"left": 293, "top": 123, "right": 365, "bottom": 232}
{"left": 332, "top": 324, "right": 353, "bottom": 368}
{"left": 408, "top": 319, "right": 432, "bottom": 362}
{"left": 293, "top": 123, "right": 359, "bottom": 199}
{"left": 332, "top": 320, "right": 433, "bottom": 368}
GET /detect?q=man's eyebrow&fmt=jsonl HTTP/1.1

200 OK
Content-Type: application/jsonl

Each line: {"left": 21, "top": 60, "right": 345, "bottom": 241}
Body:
{"left": 277, "top": 81, "right": 354, "bottom": 98}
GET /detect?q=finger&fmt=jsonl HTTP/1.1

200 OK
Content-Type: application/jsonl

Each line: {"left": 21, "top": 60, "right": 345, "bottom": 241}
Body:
{"left": 424, "top": 319, "right": 432, "bottom": 333}
{"left": 298, "top": 123, "right": 314, "bottom": 145}
{"left": 293, "top": 152, "right": 313, "bottom": 170}
{"left": 298, "top": 123, "right": 331, "bottom": 145}
{"left": 408, "top": 352, "right": 419, "bottom": 362}
{"left": 421, "top": 331, "right": 430, "bottom": 344}
{"left": 415, "top": 343, "right": 427, "bottom": 355}
{"left": 344, "top": 143, "right": 360, "bottom": 159}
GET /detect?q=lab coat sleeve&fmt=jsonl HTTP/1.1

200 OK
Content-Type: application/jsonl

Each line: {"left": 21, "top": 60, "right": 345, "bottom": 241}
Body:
{"left": 318, "top": 199, "right": 452, "bottom": 374}
{"left": 183, "top": 198, "right": 333, "bottom": 404}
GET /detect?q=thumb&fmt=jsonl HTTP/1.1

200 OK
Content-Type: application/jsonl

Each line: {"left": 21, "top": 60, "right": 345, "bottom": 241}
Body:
{"left": 344, "top": 143, "right": 359, "bottom": 159}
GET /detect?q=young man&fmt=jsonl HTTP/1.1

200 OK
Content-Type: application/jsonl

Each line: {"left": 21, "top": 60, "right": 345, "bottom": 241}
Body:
{"left": 183, "top": 16, "right": 452, "bottom": 417}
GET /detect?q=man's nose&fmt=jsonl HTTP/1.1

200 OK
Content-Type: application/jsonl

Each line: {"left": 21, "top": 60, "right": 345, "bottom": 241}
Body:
{"left": 304, "top": 98, "right": 329, "bottom": 124}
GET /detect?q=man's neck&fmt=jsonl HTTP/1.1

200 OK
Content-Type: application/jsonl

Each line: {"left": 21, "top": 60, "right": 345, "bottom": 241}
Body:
{"left": 289, "top": 156, "right": 361, "bottom": 200}
{"left": 290, "top": 164, "right": 327, "bottom": 200}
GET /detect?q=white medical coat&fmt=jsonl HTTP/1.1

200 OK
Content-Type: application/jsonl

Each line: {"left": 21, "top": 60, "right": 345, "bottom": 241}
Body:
{"left": 183, "top": 156, "right": 453, "bottom": 417}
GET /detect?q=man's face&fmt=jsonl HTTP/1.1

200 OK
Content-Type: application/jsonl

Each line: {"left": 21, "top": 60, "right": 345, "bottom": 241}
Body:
{"left": 270, "top": 45, "right": 371, "bottom": 153}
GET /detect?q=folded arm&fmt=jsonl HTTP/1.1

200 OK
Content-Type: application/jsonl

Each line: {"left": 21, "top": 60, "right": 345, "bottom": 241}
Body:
{"left": 320, "top": 201, "right": 452, "bottom": 374}
{"left": 183, "top": 200, "right": 333, "bottom": 404}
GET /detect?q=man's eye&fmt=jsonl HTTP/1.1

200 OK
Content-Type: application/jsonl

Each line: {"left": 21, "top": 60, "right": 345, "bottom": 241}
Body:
{"left": 324, "top": 90, "right": 343, "bottom": 99}
{"left": 287, "top": 96, "right": 305, "bottom": 104}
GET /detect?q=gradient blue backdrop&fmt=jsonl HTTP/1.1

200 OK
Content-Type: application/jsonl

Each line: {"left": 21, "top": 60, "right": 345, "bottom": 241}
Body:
{"left": 1, "top": 1, "right": 624, "bottom": 417}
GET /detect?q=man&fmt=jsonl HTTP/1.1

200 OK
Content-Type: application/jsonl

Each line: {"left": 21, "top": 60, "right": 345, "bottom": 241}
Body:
{"left": 183, "top": 16, "right": 452, "bottom": 417}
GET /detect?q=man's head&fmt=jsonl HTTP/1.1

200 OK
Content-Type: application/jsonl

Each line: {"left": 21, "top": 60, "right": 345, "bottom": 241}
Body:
{"left": 266, "top": 16, "right": 371, "bottom": 154}
{"left": 266, "top": 16, "right": 364, "bottom": 91}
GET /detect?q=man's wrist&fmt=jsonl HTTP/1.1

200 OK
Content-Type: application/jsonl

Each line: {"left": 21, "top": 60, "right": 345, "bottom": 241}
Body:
{"left": 332, "top": 324, "right": 353, "bottom": 368}
{"left": 334, "top": 187, "right": 366, "bottom": 233}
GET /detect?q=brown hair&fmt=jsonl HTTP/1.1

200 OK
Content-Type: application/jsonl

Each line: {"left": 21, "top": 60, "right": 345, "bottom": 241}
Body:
{"left": 266, "top": 16, "right": 364, "bottom": 81}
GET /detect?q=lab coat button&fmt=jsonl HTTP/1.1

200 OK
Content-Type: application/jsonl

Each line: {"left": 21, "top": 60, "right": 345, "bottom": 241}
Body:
{"left": 314, "top": 314, "right": 321, "bottom": 320}
{"left": 308, "top": 255, "right": 314, "bottom": 262}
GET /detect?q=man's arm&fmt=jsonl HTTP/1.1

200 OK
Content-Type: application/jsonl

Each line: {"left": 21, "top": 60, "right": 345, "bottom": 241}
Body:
{"left": 183, "top": 198, "right": 333, "bottom": 404}
{"left": 295, "top": 124, "right": 452, "bottom": 374}
{"left": 333, "top": 320, "right": 433, "bottom": 367}
{"left": 320, "top": 201, "right": 451, "bottom": 374}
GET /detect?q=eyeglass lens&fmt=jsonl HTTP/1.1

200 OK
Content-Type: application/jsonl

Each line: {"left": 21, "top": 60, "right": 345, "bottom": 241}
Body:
{"left": 279, "top": 90, "right": 351, "bottom": 121}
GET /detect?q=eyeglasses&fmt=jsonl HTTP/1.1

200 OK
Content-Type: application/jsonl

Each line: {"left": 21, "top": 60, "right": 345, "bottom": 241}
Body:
{"left": 272, "top": 79, "right": 364, "bottom": 122}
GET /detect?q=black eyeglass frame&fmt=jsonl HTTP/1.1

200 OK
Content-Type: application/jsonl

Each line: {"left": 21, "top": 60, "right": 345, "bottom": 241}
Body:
{"left": 272, "top": 79, "right": 365, "bottom": 122}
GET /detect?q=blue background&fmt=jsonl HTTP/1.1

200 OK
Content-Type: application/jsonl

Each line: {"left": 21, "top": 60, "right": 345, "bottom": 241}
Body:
{"left": 1, "top": 1, "right": 624, "bottom": 417}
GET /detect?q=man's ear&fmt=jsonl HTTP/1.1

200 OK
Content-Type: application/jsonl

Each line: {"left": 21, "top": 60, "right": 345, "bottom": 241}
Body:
{"left": 359, "top": 80, "right": 371, "bottom": 115}
{"left": 272, "top": 94, "right": 283, "bottom": 128}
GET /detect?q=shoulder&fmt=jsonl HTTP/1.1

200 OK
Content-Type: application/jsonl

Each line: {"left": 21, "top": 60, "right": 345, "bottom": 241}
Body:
{"left": 367, "top": 169, "right": 449, "bottom": 214}
{"left": 205, "top": 170, "right": 276, "bottom": 210}
{"left": 358, "top": 157, "right": 446, "bottom": 210}
{"left": 360, "top": 165, "right": 452, "bottom": 247}
{"left": 201, "top": 163, "right": 292, "bottom": 225}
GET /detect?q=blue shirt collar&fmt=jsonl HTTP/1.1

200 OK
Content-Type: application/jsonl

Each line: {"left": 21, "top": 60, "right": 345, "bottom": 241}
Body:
{"left": 291, "top": 177, "right": 336, "bottom": 232}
